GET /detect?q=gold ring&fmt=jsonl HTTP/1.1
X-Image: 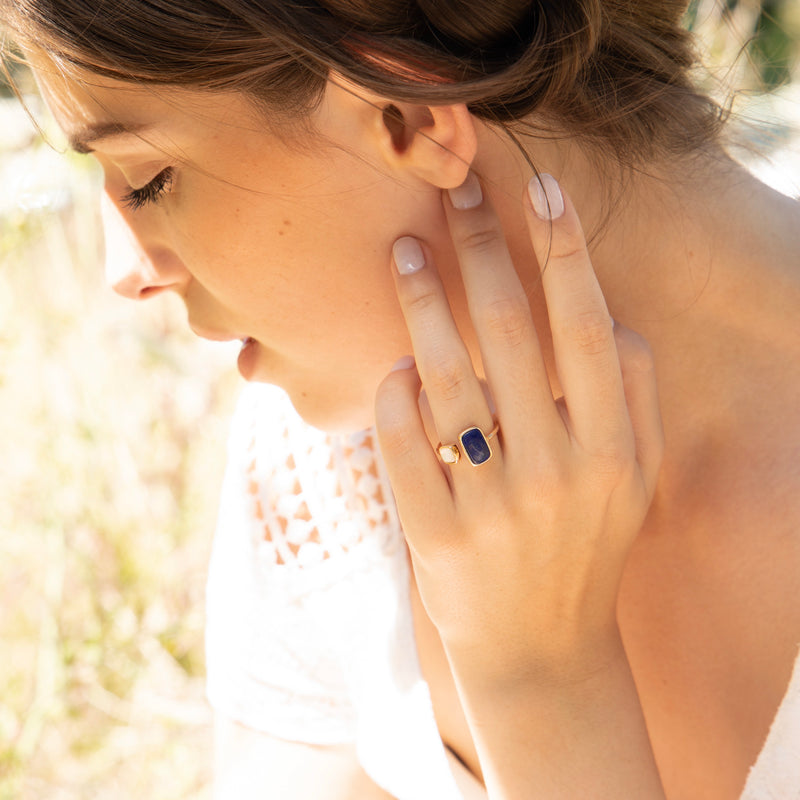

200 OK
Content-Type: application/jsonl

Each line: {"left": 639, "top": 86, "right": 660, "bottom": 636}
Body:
{"left": 437, "top": 421, "right": 499, "bottom": 467}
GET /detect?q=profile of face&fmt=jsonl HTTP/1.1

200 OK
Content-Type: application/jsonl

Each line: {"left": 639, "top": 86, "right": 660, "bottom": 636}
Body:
{"left": 34, "top": 63, "right": 498, "bottom": 433}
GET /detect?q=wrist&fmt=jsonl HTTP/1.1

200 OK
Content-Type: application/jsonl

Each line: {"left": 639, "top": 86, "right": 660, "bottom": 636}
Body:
{"left": 445, "top": 621, "right": 629, "bottom": 700}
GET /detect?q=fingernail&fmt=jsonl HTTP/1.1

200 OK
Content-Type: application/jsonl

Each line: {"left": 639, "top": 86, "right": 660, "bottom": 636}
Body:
{"left": 390, "top": 355, "right": 416, "bottom": 372}
{"left": 528, "top": 173, "right": 565, "bottom": 220}
{"left": 448, "top": 172, "right": 482, "bottom": 210}
{"left": 393, "top": 236, "right": 426, "bottom": 275}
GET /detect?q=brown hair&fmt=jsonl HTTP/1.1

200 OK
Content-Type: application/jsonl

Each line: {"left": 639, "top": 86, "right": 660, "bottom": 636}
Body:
{"left": 2, "top": 0, "right": 724, "bottom": 165}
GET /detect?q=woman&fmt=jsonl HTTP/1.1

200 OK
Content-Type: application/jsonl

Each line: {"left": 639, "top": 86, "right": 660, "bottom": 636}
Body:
{"left": 2, "top": 1, "right": 798, "bottom": 798}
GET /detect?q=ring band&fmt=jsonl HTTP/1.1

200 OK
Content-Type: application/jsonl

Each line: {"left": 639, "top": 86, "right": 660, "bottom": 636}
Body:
{"left": 437, "top": 422, "right": 499, "bottom": 467}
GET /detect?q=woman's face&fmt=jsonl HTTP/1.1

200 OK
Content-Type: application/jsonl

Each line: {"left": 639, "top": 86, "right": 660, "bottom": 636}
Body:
{"left": 35, "top": 64, "right": 467, "bottom": 432}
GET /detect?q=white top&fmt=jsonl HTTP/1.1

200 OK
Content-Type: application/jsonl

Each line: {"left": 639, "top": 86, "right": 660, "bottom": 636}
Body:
{"left": 206, "top": 383, "right": 800, "bottom": 800}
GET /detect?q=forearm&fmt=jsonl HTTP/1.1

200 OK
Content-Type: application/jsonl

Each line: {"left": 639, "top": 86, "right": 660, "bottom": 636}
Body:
{"left": 451, "top": 636, "right": 667, "bottom": 800}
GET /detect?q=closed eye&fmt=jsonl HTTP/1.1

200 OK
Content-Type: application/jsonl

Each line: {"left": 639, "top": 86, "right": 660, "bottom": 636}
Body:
{"left": 121, "top": 168, "right": 175, "bottom": 211}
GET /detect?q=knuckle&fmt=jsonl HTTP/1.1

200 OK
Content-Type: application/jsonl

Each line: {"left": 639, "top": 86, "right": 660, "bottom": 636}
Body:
{"left": 375, "top": 396, "right": 416, "bottom": 457}
{"left": 510, "top": 447, "right": 570, "bottom": 498}
{"left": 404, "top": 285, "right": 440, "bottom": 317}
{"left": 457, "top": 226, "right": 503, "bottom": 255}
{"left": 478, "top": 294, "right": 533, "bottom": 349}
{"left": 544, "top": 233, "right": 586, "bottom": 266}
{"left": 588, "top": 438, "right": 636, "bottom": 483}
{"left": 540, "top": 457, "right": 572, "bottom": 498}
{"left": 565, "top": 309, "right": 613, "bottom": 355}
{"left": 378, "top": 420, "right": 416, "bottom": 460}
{"left": 427, "top": 355, "right": 470, "bottom": 401}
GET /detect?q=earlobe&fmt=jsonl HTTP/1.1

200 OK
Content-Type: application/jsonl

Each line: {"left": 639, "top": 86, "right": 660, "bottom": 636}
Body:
{"left": 379, "top": 101, "right": 478, "bottom": 189}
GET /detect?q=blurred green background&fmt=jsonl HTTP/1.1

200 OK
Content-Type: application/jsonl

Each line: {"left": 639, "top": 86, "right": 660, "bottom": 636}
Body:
{"left": 1, "top": 2, "right": 798, "bottom": 799}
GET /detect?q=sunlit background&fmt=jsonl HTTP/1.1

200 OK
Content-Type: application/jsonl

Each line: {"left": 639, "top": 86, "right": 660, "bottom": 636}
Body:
{"left": 1, "top": 2, "right": 799, "bottom": 798}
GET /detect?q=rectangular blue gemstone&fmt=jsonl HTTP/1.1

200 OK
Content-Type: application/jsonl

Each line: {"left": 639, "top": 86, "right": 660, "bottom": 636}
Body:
{"left": 460, "top": 427, "right": 491, "bottom": 466}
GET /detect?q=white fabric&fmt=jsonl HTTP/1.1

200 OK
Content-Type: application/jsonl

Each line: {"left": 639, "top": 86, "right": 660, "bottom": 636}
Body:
{"left": 206, "top": 382, "right": 800, "bottom": 799}
{"left": 741, "top": 651, "right": 800, "bottom": 800}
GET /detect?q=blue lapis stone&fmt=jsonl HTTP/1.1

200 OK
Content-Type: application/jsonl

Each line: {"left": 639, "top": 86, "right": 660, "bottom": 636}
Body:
{"left": 460, "top": 427, "right": 492, "bottom": 466}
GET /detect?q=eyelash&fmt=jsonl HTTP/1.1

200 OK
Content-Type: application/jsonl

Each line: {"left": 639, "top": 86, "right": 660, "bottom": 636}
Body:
{"left": 121, "top": 168, "right": 175, "bottom": 211}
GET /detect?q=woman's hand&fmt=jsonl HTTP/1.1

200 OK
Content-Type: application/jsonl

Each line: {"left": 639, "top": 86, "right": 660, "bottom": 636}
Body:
{"left": 375, "top": 171, "right": 664, "bottom": 687}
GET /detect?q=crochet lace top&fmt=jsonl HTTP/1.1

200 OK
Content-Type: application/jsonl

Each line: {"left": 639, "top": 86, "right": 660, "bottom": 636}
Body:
{"left": 205, "top": 383, "right": 800, "bottom": 800}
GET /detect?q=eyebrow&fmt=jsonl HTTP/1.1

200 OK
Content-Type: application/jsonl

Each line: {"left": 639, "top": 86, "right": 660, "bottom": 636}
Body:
{"left": 68, "top": 122, "right": 153, "bottom": 154}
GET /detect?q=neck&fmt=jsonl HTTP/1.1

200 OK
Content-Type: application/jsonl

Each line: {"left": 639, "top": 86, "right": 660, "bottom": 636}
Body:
{"left": 459, "top": 121, "right": 800, "bottom": 448}
{"left": 475, "top": 128, "right": 745, "bottom": 325}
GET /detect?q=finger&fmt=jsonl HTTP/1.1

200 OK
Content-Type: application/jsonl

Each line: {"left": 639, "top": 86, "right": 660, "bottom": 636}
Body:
{"left": 443, "top": 173, "right": 564, "bottom": 456}
{"left": 524, "top": 173, "right": 627, "bottom": 450}
{"left": 614, "top": 323, "right": 664, "bottom": 498}
{"left": 391, "top": 236, "right": 502, "bottom": 475}
{"left": 374, "top": 359, "right": 455, "bottom": 542}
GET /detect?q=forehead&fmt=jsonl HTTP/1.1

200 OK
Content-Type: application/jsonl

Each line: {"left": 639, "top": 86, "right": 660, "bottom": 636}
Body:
{"left": 31, "top": 57, "right": 263, "bottom": 154}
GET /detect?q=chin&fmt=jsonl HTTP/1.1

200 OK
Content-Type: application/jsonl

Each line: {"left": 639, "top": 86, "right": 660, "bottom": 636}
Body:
{"left": 295, "top": 397, "right": 377, "bottom": 435}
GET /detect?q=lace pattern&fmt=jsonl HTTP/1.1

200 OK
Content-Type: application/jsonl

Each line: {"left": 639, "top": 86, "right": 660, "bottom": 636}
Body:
{"left": 207, "top": 383, "right": 799, "bottom": 799}
{"left": 206, "top": 383, "right": 409, "bottom": 748}
{"left": 243, "top": 387, "right": 400, "bottom": 584}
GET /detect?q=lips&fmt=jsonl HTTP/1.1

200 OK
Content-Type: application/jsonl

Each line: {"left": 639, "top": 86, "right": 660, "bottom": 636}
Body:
{"left": 237, "top": 335, "right": 259, "bottom": 380}
{"left": 187, "top": 322, "right": 259, "bottom": 379}
{"left": 188, "top": 323, "right": 244, "bottom": 343}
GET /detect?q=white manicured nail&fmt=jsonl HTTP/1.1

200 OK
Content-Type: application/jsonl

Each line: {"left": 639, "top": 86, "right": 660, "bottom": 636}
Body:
{"left": 448, "top": 172, "right": 483, "bottom": 210}
{"left": 390, "top": 355, "right": 416, "bottom": 372}
{"left": 528, "top": 173, "right": 565, "bottom": 220}
{"left": 393, "top": 236, "right": 426, "bottom": 275}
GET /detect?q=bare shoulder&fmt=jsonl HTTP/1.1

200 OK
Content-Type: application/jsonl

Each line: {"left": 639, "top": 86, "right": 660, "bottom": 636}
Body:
{"left": 618, "top": 208, "right": 800, "bottom": 795}
{"left": 618, "top": 424, "right": 800, "bottom": 799}
{"left": 678, "top": 177, "right": 800, "bottom": 551}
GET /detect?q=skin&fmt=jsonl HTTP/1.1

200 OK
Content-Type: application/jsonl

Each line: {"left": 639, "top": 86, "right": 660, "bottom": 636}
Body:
{"left": 35, "top": 64, "right": 480, "bottom": 433}
{"left": 34, "top": 56, "right": 800, "bottom": 799}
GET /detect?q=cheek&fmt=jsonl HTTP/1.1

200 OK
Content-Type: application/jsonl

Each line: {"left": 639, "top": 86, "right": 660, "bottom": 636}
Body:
{"left": 171, "top": 183, "right": 410, "bottom": 360}
{"left": 165, "top": 185, "right": 298, "bottom": 297}
{"left": 166, "top": 167, "right": 444, "bottom": 427}
{"left": 180, "top": 182, "right": 400, "bottom": 310}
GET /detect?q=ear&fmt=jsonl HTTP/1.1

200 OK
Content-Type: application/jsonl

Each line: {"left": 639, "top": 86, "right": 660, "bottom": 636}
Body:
{"left": 325, "top": 72, "right": 478, "bottom": 189}
{"left": 377, "top": 101, "right": 478, "bottom": 189}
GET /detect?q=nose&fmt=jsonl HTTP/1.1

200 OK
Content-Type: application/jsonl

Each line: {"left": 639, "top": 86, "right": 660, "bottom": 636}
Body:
{"left": 101, "top": 192, "right": 190, "bottom": 300}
